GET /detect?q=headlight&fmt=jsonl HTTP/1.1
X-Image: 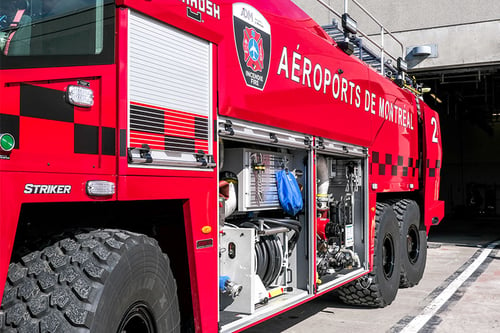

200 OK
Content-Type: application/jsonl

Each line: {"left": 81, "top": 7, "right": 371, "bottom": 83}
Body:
{"left": 66, "top": 85, "right": 94, "bottom": 108}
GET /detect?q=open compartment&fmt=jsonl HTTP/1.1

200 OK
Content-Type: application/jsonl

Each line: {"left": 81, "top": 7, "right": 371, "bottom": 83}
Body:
{"left": 314, "top": 152, "right": 368, "bottom": 289}
{"left": 217, "top": 118, "right": 369, "bottom": 331}
{"left": 218, "top": 140, "right": 311, "bottom": 326}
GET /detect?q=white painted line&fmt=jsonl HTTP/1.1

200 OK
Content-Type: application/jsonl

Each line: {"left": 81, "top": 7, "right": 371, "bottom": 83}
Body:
{"left": 400, "top": 240, "right": 500, "bottom": 333}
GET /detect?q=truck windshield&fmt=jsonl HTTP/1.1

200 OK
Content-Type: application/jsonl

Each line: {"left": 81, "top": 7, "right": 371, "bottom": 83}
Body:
{"left": 0, "top": 0, "right": 114, "bottom": 69}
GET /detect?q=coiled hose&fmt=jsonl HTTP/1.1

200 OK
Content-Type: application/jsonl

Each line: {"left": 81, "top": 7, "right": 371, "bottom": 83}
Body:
{"left": 241, "top": 218, "right": 301, "bottom": 287}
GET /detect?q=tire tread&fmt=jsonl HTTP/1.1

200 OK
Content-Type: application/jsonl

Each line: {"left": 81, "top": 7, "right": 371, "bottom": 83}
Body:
{"left": 1, "top": 229, "right": 178, "bottom": 332}
{"left": 337, "top": 203, "right": 401, "bottom": 307}
{"left": 389, "top": 199, "right": 426, "bottom": 288}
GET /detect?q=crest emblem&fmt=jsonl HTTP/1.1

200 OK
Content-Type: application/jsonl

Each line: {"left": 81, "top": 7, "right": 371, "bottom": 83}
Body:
{"left": 243, "top": 27, "right": 264, "bottom": 72}
{"left": 233, "top": 3, "right": 271, "bottom": 90}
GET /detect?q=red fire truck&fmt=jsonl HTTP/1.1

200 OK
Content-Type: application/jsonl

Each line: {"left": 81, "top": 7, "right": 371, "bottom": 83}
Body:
{"left": 0, "top": 0, "right": 444, "bottom": 332}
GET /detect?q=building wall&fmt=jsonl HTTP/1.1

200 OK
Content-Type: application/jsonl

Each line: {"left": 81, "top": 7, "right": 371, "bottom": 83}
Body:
{"left": 294, "top": 1, "right": 500, "bottom": 217}
{"left": 293, "top": 0, "right": 500, "bottom": 71}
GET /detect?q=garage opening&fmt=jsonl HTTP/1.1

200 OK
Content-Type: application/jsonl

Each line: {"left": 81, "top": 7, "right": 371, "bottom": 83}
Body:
{"left": 416, "top": 66, "right": 500, "bottom": 218}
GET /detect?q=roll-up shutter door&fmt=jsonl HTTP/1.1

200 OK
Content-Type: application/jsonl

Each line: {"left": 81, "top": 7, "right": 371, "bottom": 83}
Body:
{"left": 127, "top": 10, "right": 213, "bottom": 169}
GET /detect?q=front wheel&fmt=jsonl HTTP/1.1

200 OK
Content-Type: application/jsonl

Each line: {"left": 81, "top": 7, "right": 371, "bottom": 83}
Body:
{"left": 1, "top": 229, "right": 181, "bottom": 333}
{"left": 337, "top": 203, "right": 401, "bottom": 307}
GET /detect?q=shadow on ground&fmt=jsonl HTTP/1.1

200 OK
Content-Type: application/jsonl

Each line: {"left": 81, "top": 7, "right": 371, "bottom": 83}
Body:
{"left": 242, "top": 292, "right": 368, "bottom": 332}
{"left": 428, "top": 216, "right": 500, "bottom": 247}
{"left": 242, "top": 216, "right": 500, "bottom": 332}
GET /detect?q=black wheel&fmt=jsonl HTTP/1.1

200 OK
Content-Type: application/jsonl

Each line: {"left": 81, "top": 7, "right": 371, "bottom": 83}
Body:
{"left": 0, "top": 229, "right": 180, "bottom": 332}
{"left": 337, "top": 203, "right": 401, "bottom": 307}
{"left": 392, "top": 199, "right": 427, "bottom": 288}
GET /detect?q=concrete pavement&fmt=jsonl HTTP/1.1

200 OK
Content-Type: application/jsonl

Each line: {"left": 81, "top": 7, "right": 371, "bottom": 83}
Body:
{"left": 243, "top": 218, "right": 500, "bottom": 332}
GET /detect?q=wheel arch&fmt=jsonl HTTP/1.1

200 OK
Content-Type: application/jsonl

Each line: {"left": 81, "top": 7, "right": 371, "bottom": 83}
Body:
{"left": 376, "top": 192, "right": 425, "bottom": 230}
{"left": 9, "top": 199, "right": 195, "bottom": 331}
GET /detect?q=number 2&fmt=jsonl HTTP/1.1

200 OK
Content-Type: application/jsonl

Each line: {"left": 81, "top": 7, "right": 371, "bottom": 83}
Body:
{"left": 430, "top": 117, "right": 438, "bottom": 143}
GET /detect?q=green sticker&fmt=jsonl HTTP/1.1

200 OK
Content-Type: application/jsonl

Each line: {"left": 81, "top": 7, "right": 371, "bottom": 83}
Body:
{"left": 0, "top": 133, "right": 15, "bottom": 152}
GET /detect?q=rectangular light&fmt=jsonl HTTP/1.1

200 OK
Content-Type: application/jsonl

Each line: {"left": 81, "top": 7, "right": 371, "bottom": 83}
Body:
{"left": 86, "top": 180, "right": 115, "bottom": 197}
{"left": 66, "top": 85, "right": 94, "bottom": 108}
{"left": 397, "top": 57, "right": 408, "bottom": 72}
{"left": 342, "top": 13, "right": 357, "bottom": 35}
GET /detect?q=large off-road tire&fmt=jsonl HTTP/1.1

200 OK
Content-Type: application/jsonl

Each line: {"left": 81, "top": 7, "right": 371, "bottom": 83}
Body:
{"left": 392, "top": 199, "right": 427, "bottom": 288}
{"left": 0, "top": 229, "right": 180, "bottom": 333}
{"left": 337, "top": 203, "right": 401, "bottom": 307}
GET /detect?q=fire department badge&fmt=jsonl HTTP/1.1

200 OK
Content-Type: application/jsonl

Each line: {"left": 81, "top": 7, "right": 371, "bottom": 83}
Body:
{"left": 233, "top": 3, "right": 271, "bottom": 90}
{"left": 243, "top": 27, "right": 264, "bottom": 72}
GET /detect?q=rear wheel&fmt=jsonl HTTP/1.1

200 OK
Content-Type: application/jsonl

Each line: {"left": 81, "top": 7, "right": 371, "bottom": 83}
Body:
{"left": 392, "top": 199, "right": 427, "bottom": 288}
{"left": 337, "top": 203, "right": 401, "bottom": 307}
{"left": 0, "top": 229, "right": 180, "bottom": 333}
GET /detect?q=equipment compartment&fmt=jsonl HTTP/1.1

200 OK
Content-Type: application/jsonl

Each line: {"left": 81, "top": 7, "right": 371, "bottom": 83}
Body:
{"left": 315, "top": 154, "right": 368, "bottom": 287}
{"left": 218, "top": 141, "right": 310, "bottom": 324}
{"left": 217, "top": 119, "right": 369, "bottom": 331}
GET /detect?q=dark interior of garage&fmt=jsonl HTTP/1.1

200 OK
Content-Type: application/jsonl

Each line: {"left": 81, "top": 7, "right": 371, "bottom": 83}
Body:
{"left": 416, "top": 66, "right": 500, "bottom": 218}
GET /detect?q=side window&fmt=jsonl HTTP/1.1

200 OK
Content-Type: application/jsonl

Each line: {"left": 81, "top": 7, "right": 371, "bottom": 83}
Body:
{"left": 31, "top": 0, "right": 104, "bottom": 56}
{"left": 0, "top": 0, "right": 32, "bottom": 55}
{"left": 0, "top": 0, "right": 114, "bottom": 68}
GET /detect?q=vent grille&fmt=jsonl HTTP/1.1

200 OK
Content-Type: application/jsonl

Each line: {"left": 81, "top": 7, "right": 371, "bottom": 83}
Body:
{"left": 129, "top": 103, "right": 209, "bottom": 153}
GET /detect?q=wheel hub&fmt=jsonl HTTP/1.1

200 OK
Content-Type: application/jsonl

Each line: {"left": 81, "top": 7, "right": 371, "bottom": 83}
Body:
{"left": 407, "top": 225, "right": 420, "bottom": 264}
{"left": 117, "top": 302, "right": 157, "bottom": 333}
{"left": 382, "top": 234, "right": 395, "bottom": 279}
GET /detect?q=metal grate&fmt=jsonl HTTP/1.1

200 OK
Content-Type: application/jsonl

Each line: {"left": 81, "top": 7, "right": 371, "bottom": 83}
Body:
{"left": 247, "top": 152, "right": 287, "bottom": 209}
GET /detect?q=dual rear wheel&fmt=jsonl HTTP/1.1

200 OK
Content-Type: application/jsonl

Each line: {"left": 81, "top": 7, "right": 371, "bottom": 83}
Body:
{"left": 337, "top": 200, "right": 427, "bottom": 307}
{"left": 393, "top": 199, "right": 427, "bottom": 288}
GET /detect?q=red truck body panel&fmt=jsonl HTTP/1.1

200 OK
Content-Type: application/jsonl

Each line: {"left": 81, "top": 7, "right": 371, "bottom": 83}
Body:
{"left": 0, "top": 1, "right": 443, "bottom": 332}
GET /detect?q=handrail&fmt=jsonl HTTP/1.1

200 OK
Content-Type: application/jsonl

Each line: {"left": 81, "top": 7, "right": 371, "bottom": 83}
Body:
{"left": 351, "top": 0, "right": 404, "bottom": 56}
{"left": 315, "top": 0, "right": 342, "bottom": 18}
{"left": 316, "top": 0, "right": 404, "bottom": 75}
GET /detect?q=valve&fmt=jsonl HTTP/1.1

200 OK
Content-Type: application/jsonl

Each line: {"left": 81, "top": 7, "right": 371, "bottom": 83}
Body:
{"left": 219, "top": 276, "right": 243, "bottom": 299}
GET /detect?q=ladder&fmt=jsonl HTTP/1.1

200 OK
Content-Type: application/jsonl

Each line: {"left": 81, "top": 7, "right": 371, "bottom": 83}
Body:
{"left": 316, "top": 0, "right": 405, "bottom": 79}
